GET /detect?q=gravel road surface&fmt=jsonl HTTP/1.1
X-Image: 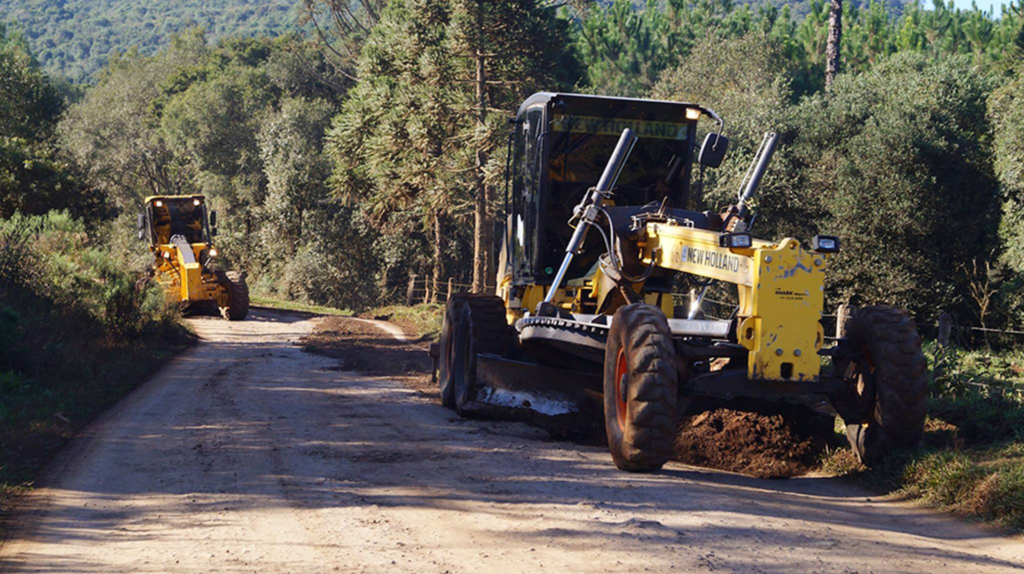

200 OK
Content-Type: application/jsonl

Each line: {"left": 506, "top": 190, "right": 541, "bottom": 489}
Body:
{"left": 2, "top": 310, "right": 1022, "bottom": 573}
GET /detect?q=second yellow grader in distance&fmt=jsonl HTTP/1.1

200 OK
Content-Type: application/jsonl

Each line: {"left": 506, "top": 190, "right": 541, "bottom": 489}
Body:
{"left": 138, "top": 194, "right": 249, "bottom": 321}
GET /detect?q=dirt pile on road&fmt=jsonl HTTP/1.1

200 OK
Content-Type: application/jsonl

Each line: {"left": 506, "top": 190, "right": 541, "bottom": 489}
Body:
{"left": 673, "top": 408, "right": 830, "bottom": 478}
{"left": 302, "top": 316, "right": 435, "bottom": 395}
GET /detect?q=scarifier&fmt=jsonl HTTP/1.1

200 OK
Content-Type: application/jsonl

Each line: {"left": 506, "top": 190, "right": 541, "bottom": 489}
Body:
{"left": 138, "top": 195, "right": 249, "bottom": 321}
{"left": 434, "top": 93, "right": 928, "bottom": 470}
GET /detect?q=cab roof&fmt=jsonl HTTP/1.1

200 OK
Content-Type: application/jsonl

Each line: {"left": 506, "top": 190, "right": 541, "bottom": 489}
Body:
{"left": 515, "top": 92, "right": 720, "bottom": 123}
{"left": 144, "top": 194, "right": 207, "bottom": 204}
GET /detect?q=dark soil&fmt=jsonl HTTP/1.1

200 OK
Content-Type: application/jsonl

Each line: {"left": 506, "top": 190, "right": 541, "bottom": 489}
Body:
{"left": 305, "top": 316, "right": 834, "bottom": 478}
{"left": 302, "top": 317, "right": 435, "bottom": 396}
{"left": 673, "top": 406, "right": 834, "bottom": 479}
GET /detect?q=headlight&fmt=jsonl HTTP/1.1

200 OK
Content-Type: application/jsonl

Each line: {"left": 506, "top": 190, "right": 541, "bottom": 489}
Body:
{"left": 812, "top": 235, "right": 840, "bottom": 253}
{"left": 719, "top": 232, "right": 752, "bottom": 249}
{"left": 209, "top": 248, "right": 218, "bottom": 257}
{"left": 154, "top": 200, "right": 163, "bottom": 207}
{"left": 193, "top": 198, "right": 201, "bottom": 206}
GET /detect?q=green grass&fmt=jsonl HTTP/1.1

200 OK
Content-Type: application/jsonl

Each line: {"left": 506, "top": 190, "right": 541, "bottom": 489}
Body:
{"left": 250, "top": 295, "right": 354, "bottom": 317}
{"left": 820, "top": 341, "right": 1024, "bottom": 534}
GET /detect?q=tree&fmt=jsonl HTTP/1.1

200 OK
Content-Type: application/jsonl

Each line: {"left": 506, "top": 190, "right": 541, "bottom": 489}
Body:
{"left": 328, "top": 0, "right": 577, "bottom": 297}
{"left": 652, "top": 35, "right": 807, "bottom": 241}
{"left": 298, "top": 0, "right": 386, "bottom": 82}
{"left": 58, "top": 31, "right": 210, "bottom": 208}
{"left": 0, "top": 23, "right": 99, "bottom": 219}
{"left": 825, "top": 0, "right": 842, "bottom": 89}
{"left": 791, "top": 53, "right": 1000, "bottom": 317}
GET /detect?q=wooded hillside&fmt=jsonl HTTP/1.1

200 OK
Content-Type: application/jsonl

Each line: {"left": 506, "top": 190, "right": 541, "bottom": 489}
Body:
{"left": 0, "top": 0, "right": 295, "bottom": 80}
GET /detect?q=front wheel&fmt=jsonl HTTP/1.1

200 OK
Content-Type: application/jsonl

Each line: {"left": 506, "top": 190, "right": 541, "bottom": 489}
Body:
{"left": 835, "top": 306, "right": 927, "bottom": 464}
{"left": 603, "top": 303, "right": 678, "bottom": 472}
{"left": 217, "top": 271, "right": 249, "bottom": 321}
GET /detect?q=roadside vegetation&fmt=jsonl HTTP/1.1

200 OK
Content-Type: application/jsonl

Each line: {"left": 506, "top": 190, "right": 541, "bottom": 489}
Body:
{"left": 0, "top": 212, "right": 192, "bottom": 515}
{"left": 823, "top": 343, "right": 1024, "bottom": 531}
{"left": 0, "top": 28, "right": 191, "bottom": 518}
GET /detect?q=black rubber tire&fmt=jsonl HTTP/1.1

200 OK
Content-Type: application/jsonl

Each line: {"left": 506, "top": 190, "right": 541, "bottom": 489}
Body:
{"left": 438, "top": 294, "right": 470, "bottom": 409}
{"left": 841, "top": 306, "right": 927, "bottom": 464}
{"left": 219, "top": 271, "right": 249, "bottom": 321}
{"left": 452, "top": 295, "right": 509, "bottom": 416}
{"left": 603, "top": 303, "right": 678, "bottom": 472}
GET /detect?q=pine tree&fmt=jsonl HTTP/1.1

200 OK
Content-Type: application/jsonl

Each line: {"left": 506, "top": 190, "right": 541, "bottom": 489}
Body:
{"left": 327, "top": 0, "right": 576, "bottom": 296}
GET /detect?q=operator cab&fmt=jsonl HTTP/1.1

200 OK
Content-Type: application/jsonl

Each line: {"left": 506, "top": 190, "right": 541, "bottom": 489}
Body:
{"left": 140, "top": 195, "right": 217, "bottom": 246}
{"left": 508, "top": 93, "right": 722, "bottom": 287}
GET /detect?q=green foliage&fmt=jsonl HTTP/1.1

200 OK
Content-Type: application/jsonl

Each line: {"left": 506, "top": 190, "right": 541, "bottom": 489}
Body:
{"left": 574, "top": 0, "right": 1023, "bottom": 97}
{"left": 0, "top": 210, "right": 190, "bottom": 489}
{"left": 0, "top": 0, "right": 297, "bottom": 81}
{"left": 787, "top": 54, "right": 999, "bottom": 318}
{"left": 652, "top": 34, "right": 805, "bottom": 238}
{"left": 327, "top": 0, "right": 577, "bottom": 292}
{"left": 59, "top": 30, "right": 383, "bottom": 310}
{"left": 0, "top": 24, "right": 100, "bottom": 220}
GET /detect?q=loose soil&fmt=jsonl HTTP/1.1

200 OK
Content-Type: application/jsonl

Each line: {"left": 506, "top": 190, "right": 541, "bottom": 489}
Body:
{"left": 674, "top": 409, "right": 828, "bottom": 479}
{"left": 302, "top": 316, "right": 434, "bottom": 395}
{"left": 308, "top": 317, "right": 833, "bottom": 479}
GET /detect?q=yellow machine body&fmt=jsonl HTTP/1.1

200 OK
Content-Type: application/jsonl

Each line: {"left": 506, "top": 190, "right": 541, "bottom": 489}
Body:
{"left": 144, "top": 195, "right": 228, "bottom": 308}
{"left": 641, "top": 223, "right": 827, "bottom": 382}
{"left": 500, "top": 222, "right": 827, "bottom": 383}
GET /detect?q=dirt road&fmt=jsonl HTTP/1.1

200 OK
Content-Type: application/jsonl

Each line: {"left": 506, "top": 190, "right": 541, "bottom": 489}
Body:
{"left": 2, "top": 311, "right": 1022, "bottom": 573}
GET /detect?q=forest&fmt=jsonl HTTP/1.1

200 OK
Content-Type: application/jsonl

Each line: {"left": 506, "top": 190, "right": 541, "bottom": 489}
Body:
{"left": 3, "top": 0, "right": 1022, "bottom": 323}
{"left": 1, "top": 0, "right": 1024, "bottom": 529}
{"left": 0, "top": 0, "right": 297, "bottom": 81}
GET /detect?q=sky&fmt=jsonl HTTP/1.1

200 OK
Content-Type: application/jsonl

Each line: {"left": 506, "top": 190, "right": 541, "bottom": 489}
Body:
{"left": 946, "top": 0, "right": 1007, "bottom": 13}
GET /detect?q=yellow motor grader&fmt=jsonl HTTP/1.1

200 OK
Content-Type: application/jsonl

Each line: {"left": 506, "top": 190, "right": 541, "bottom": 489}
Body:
{"left": 436, "top": 93, "right": 927, "bottom": 471}
{"left": 138, "top": 195, "right": 249, "bottom": 320}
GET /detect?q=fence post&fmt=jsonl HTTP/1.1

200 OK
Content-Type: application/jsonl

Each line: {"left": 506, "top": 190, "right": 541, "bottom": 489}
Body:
{"left": 836, "top": 304, "right": 856, "bottom": 339}
{"left": 938, "top": 312, "right": 953, "bottom": 349}
{"left": 934, "top": 311, "right": 954, "bottom": 390}
{"left": 447, "top": 277, "right": 455, "bottom": 302}
{"left": 406, "top": 274, "right": 417, "bottom": 307}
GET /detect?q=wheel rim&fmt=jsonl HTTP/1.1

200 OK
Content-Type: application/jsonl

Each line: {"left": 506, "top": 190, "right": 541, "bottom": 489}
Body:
{"left": 614, "top": 347, "right": 628, "bottom": 430}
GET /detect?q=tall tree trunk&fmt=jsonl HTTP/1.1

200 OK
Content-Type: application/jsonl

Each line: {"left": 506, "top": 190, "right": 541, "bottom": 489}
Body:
{"left": 826, "top": 0, "right": 842, "bottom": 90}
{"left": 432, "top": 211, "right": 443, "bottom": 304}
{"left": 471, "top": 0, "right": 493, "bottom": 294}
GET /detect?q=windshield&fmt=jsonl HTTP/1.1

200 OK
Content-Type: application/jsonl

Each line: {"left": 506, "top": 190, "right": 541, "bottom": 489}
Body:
{"left": 509, "top": 97, "right": 698, "bottom": 285}
{"left": 549, "top": 108, "right": 693, "bottom": 206}
{"left": 149, "top": 198, "right": 208, "bottom": 245}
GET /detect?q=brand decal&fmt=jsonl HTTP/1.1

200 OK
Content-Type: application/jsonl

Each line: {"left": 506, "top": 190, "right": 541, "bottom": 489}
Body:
{"left": 551, "top": 114, "right": 689, "bottom": 141}
{"left": 678, "top": 246, "right": 741, "bottom": 273}
{"left": 774, "top": 288, "right": 807, "bottom": 301}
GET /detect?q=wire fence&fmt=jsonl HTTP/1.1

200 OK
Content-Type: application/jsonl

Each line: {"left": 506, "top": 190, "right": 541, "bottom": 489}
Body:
{"left": 404, "top": 275, "right": 494, "bottom": 305}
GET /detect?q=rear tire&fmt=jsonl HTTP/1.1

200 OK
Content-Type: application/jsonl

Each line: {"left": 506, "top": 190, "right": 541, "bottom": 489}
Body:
{"left": 218, "top": 271, "right": 249, "bottom": 321}
{"left": 839, "top": 306, "right": 927, "bottom": 464}
{"left": 603, "top": 303, "right": 678, "bottom": 472}
{"left": 438, "top": 294, "right": 470, "bottom": 409}
{"left": 452, "top": 295, "right": 509, "bottom": 416}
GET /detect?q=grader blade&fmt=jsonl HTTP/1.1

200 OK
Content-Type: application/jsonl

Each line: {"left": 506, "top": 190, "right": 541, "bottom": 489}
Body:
{"left": 464, "top": 354, "right": 604, "bottom": 438}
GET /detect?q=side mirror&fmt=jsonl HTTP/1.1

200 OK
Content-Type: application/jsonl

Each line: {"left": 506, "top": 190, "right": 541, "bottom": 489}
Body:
{"left": 137, "top": 212, "right": 145, "bottom": 231}
{"left": 209, "top": 211, "right": 217, "bottom": 227}
{"left": 211, "top": 228, "right": 218, "bottom": 237}
{"left": 698, "top": 133, "right": 730, "bottom": 168}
